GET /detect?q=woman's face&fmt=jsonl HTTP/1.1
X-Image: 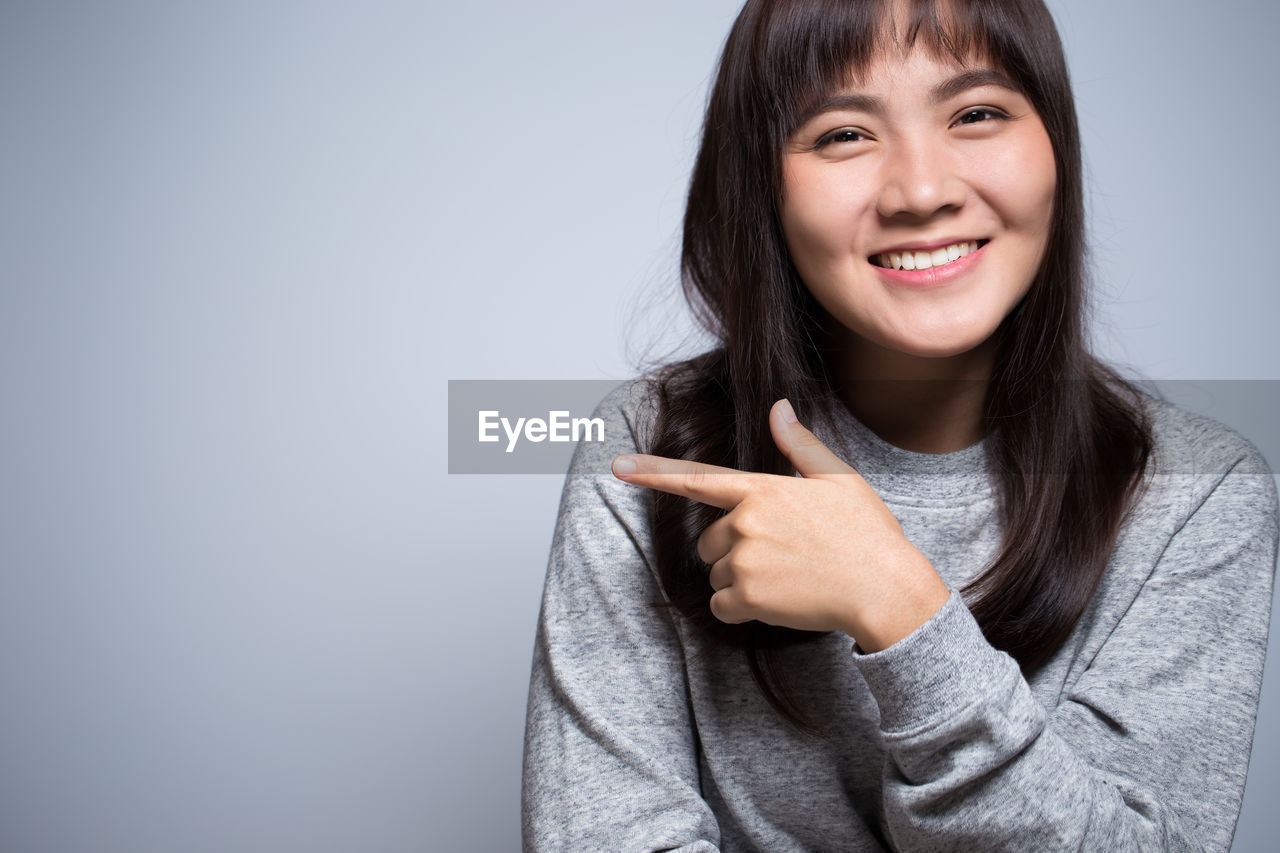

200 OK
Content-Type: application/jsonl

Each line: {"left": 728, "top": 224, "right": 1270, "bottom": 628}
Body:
{"left": 780, "top": 46, "right": 1057, "bottom": 370}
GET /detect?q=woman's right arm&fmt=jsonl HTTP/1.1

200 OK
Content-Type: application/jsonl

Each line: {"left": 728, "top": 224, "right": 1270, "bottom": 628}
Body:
{"left": 521, "top": 383, "right": 721, "bottom": 852}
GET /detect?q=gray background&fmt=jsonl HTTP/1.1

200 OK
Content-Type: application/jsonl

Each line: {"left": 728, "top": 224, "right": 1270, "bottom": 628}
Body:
{"left": 1, "top": 1, "right": 1276, "bottom": 850}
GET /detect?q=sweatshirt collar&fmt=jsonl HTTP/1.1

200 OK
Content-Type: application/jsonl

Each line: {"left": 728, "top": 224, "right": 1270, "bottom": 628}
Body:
{"left": 811, "top": 395, "right": 993, "bottom": 502}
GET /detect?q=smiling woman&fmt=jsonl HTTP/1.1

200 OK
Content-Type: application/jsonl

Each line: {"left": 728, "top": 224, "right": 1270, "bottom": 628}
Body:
{"left": 521, "top": 0, "right": 1278, "bottom": 850}
{"left": 781, "top": 51, "right": 1056, "bottom": 370}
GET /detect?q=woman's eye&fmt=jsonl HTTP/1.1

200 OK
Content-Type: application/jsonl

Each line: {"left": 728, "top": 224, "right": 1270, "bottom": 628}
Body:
{"left": 814, "top": 128, "right": 866, "bottom": 149}
{"left": 954, "top": 108, "right": 1007, "bottom": 126}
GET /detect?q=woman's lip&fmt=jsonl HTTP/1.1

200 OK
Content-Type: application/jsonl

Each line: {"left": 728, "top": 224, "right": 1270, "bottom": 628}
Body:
{"left": 871, "top": 240, "right": 989, "bottom": 288}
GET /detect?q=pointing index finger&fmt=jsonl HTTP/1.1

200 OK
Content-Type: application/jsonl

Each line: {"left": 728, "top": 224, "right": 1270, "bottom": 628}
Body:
{"left": 612, "top": 454, "right": 757, "bottom": 510}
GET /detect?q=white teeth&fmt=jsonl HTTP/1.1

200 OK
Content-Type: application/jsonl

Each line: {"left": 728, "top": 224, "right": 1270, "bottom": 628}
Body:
{"left": 875, "top": 240, "right": 981, "bottom": 271}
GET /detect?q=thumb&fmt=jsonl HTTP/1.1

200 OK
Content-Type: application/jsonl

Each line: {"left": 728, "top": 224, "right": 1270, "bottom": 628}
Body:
{"left": 770, "top": 398, "right": 858, "bottom": 480}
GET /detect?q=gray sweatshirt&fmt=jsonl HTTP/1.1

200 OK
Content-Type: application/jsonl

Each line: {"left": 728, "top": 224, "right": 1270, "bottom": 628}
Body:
{"left": 522, "top": 380, "right": 1279, "bottom": 852}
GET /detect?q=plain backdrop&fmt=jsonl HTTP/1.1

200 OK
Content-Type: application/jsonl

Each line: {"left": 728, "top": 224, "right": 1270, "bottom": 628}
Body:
{"left": 1, "top": 1, "right": 1277, "bottom": 850}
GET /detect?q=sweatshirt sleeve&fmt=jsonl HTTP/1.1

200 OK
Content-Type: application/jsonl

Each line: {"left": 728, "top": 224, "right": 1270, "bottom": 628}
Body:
{"left": 521, "top": 383, "right": 722, "bottom": 853}
{"left": 851, "top": 439, "right": 1279, "bottom": 852}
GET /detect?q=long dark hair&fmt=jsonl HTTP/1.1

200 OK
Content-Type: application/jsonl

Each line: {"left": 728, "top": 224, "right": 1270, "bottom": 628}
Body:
{"left": 643, "top": 0, "right": 1153, "bottom": 733}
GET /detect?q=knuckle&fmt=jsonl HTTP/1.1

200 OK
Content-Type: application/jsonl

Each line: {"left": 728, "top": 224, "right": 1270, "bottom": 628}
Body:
{"left": 727, "top": 510, "right": 756, "bottom": 538}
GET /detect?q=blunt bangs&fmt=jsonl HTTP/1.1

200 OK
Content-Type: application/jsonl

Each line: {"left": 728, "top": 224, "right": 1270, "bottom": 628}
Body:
{"left": 727, "top": 0, "right": 1070, "bottom": 146}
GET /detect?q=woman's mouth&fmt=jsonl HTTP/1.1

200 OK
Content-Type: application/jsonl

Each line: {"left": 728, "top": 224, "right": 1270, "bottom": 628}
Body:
{"left": 870, "top": 239, "right": 989, "bottom": 271}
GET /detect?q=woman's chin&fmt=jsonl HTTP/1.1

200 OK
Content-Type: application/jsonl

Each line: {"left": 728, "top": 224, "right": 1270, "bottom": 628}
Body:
{"left": 879, "top": 333, "right": 995, "bottom": 363}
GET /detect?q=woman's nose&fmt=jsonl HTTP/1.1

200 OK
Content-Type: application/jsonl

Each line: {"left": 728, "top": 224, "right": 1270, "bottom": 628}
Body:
{"left": 874, "top": 139, "right": 967, "bottom": 220}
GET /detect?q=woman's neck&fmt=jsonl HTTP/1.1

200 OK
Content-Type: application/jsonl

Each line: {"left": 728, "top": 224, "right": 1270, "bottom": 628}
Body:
{"left": 825, "top": 332, "right": 994, "bottom": 455}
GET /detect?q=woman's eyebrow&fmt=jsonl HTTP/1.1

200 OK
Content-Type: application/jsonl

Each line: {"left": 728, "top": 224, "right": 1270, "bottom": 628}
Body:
{"left": 794, "top": 68, "right": 1021, "bottom": 127}
{"left": 930, "top": 68, "right": 1020, "bottom": 103}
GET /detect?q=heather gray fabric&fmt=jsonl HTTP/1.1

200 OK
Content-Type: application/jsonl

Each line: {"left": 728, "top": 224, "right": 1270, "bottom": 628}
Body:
{"left": 522, "top": 379, "right": 1279, "bottom": 852}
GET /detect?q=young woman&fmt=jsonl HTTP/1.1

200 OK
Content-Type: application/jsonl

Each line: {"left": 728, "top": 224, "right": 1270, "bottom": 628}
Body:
{"left": 522, "top": 0, "right": 1278, "bottom": 849}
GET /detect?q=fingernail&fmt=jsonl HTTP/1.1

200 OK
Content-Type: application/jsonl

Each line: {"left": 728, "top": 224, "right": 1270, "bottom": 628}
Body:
{"left": 612, "top": 456, "right": 638, "bottom": 476}
{"left": 778, "top": 399, "right": 798, "bottom": 424}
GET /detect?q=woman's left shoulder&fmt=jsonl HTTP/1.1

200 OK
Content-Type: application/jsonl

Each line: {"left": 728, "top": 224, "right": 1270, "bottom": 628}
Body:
{"left": 1134, "top": 389, "right": 1275, "bottom": 482}
{"left": 1108, "top": 387, "right": 1278, "bottom": 591}
{"left": 1119, "top": 389, "right": 1279, "bottom": 548}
